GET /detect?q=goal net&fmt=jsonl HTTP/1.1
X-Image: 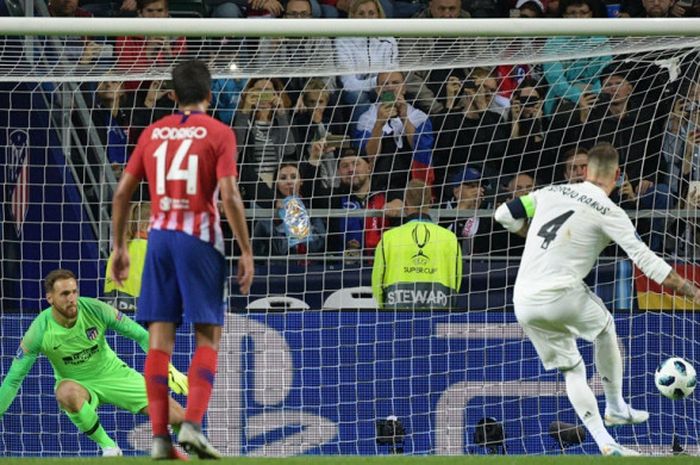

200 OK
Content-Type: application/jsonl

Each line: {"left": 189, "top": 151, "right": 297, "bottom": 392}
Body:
{"left": 1, "top": 16, "right": 700, "bottom": 457}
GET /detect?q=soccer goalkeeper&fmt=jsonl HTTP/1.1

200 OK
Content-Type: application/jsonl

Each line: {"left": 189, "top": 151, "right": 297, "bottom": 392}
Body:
{"left": 0, "top": 269, "right": 189, "bottom": 458}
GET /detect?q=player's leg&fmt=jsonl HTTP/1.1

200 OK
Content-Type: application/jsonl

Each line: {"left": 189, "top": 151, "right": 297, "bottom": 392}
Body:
{"left": 138, "top": 399, "right": 187, "bottom": 460}
{"left": 176, "top": 324, "right": 223, "bottom": 458}
{"left": 560, "top": 360, "right": 617, "bottom": 450}
{"left": 146, "top": 322, "right": 177, "bottom": 436}
{"left": 595, "top": 323, "right": 649, "bottom": 426}
{"left": 574, "top": 286, "right": 649, "bottom": 427}
{"left": 55, "top": 380, "right": 121, "bottom": 456}
{"left": 136, "top": 230, "right": 184, "bottom": 456}
{"left": 515, "top": 292, "right": 638, "bottom": 456}
{"left": 174, "top": 232, "right": 227, "bottom": 459}
{"left": 186, "top": 324, "right": 221, "bottom": 424}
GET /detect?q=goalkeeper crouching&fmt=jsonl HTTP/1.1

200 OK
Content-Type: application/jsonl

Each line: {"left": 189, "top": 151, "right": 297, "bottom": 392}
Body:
{"left": 0, "top": 269, "right": 189, "bottom": 458}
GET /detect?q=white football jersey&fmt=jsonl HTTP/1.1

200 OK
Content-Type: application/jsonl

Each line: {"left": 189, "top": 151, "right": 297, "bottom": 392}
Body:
{"left": 513, "top": 182, "right": 672, "bottom": 305}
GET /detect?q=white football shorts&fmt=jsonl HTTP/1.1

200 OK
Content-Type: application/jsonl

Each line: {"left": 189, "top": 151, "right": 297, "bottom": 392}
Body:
{"left": 514, "top": 283, "right": 614, "bottom": 371}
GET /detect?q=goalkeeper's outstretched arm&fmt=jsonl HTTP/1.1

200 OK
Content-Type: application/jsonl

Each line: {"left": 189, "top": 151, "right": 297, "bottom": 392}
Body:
{"left": 0, "top": 344, "right": 39, "bottom": 417}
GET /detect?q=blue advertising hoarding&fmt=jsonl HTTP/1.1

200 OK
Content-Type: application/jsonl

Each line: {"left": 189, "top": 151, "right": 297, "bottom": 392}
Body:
{"left": 1, "top": 310, "right": 698, "bottom": 456}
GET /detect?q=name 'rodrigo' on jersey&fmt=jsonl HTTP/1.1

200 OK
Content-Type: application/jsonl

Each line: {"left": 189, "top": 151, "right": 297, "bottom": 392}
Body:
{"left": 125, "top": 111, "right": 238, "bottom": 255}
{"left": 514, "top": 182, "right": 671, "bottom": 305}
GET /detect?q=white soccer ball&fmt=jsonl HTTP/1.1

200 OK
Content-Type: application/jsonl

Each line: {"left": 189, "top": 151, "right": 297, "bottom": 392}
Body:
{"left": 654, "top": 357, "right": 697, "bottom": 400}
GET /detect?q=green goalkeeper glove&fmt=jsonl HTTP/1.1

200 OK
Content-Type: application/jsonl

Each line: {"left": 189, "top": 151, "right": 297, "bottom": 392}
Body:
{"left": 168, "top": 364, "right": 188, "bottom": 395}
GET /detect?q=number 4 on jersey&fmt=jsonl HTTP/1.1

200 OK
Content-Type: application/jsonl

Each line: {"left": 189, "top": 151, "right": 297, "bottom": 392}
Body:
{"left": 153, "top": 139, "right": 199, "bottom": 195}
{"left": 537, "top": 210, "right": 574, "bottom": 250}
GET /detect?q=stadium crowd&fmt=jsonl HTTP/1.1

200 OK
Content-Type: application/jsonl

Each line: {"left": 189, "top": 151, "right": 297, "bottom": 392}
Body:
{"left": 39, "top": 0, "right": 700, "bottom": 262}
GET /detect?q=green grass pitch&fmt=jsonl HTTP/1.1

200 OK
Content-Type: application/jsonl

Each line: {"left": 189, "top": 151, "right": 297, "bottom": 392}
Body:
{"left": 1, "top": 456, "right": 700, "bottom": 464}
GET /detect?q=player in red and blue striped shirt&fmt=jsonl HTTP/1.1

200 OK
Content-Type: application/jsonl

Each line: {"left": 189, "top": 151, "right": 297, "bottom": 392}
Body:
{"left": 110, "top": 59, "right": 253, "bottom": 460}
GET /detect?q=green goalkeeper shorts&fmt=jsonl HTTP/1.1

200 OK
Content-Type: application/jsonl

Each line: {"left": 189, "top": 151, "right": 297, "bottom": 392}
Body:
{"left": 56, "top": 363, "right": 148, "bottom": 414}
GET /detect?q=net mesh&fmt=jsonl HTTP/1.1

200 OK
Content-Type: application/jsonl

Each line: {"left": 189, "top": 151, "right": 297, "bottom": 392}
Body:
{"left": 1, "top": 17, "right": 700, "bottom": 457}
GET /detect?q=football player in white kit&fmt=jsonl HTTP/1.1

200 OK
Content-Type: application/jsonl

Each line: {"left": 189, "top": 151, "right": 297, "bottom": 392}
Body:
{"left": 495, "top": 142, "right": 700, "bottom": 456}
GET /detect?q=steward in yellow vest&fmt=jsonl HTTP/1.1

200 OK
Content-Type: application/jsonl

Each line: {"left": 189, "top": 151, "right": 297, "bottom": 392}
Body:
{"left": 372, "top": 180, "right": 462, "bottom": 309}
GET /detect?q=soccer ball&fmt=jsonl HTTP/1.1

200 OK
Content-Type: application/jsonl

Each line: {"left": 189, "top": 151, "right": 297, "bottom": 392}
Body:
{"left": 654, "top": 357, "right": 697, "bottom": 400}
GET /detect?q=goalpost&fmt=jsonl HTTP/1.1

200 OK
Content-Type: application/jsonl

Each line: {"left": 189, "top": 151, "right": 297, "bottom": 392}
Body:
{"left": 1, "top": 16, "right": 700, "bottom": 457}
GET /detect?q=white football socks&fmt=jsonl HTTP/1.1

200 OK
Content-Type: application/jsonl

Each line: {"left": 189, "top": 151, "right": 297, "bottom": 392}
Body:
{"left": 594, "top": 323, "right": 627, "bottom": 414}
{"left": 563, "top": 361, "right": 616, "bottom": 449}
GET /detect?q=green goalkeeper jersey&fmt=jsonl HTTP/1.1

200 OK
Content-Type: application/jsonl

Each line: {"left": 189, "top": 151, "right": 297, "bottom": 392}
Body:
{"left": 0, "top": 297, "right": 150, "bottom": 416}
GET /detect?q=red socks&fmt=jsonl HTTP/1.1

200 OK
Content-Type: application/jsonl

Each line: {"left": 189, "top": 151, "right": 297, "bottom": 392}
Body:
{"left": 145, "top": 349, "right": 171, "bottom": 437}
{"left": 185, "top": 346, "right": 218, "bottom": 424}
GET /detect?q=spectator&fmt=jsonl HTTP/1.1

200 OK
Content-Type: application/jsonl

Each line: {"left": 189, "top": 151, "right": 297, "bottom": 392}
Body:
{"left": 49, "top": 0, "right": 92, "bottom": 16}
{"left": 583, "top": 64, "right": 669, "bottom": 193}
{"left": 46, "top": 0, "right": 115, "bottom": 67}
{"left": 234, "top": 78, "right": 297, "bottom": 207}
{"left": 471, "top": 67, "right": 511, "bottom": 118}
{"left": 507, "top": 172, "right": 536, "bottom": 198}
{"left": 489, "top": 171, "right": 536, "bottom": 255}
{"left": 516, "top": 0, "right": 544, "bottom": 15}
{"left": 292, "top": 79, "right": 350, "bottom": 207}
{"left": 91, "top": 80, "right": 132, "bottom": 178}
{"left": 253, "top": 163, "right": 326, "bottom": 257}
{"left": 663, "top": 79, "right": 700, "bottom": 198}
{"left": 335, "top": 0, "right": 398, "bottom": 122}
{"left": 499, "top": 77, "right": 559, "bottom": 184}
{"left": 372, "top": 180, "right": 462, "bottom": 309}
{"left": 462, "top": 0, "right": 509, "bottom": 16}
{"left": 404, "top": 0, "right": 470, "bottom": 115}
{"left": 330, "top": 153, "right": 387, "bottom": 258}
{"left": 210, "top": 77, "right": 247, "bottom": 126}
{"left": 253, "top": 0, "right": 334, "bottom": 79}
{"left": 641, "top": 0, "right": 673, "bottom": 16}
{"left": 115, "top": 0, "right": 186, "bottom": 91}
{"left": 129, "top": 79, "right": 177, "bottom": 147}
{"left": 415, "top": 0, "right": 470, "bottom": 16}
{"left": 440, "top": 168, "right": 497, "bottom": 255}
{"left": 542, "top": 0, "right": 611, "bottom": 116}
{"left": 581, "top": 64, "right": 671, "bottom": 252}
{"left": 432, "top": 69, "right": 509, "bottom": 202}
{"left": 619, "top": 0, "right": 688, "bottom": 24}
{"left": 560, "top": 146, "right": 589, "bottom": 183}
{"left": 355, "top": 71, "right": 435, "bottom": 216}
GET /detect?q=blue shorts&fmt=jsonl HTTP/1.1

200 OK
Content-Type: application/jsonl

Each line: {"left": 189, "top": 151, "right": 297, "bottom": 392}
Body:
{"left": 137, "top": 229, "right": 227, "bottom": 326}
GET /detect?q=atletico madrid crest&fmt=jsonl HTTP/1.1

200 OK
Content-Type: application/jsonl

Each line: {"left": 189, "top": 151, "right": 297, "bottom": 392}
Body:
{"left": 86, "top": 327, "right": 98, "bottom": 340}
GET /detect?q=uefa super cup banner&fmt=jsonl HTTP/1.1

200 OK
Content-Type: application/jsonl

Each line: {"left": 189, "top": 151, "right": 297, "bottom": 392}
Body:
{"left": 1, "top": 310, "right": 698, "bottom": 457}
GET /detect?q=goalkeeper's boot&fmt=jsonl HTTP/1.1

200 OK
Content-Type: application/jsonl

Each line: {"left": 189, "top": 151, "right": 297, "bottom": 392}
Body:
{"left": 101, "top": 445, "right": 123, "bottom": 457}
{"left": 177, "top": 421, "right": 222, "bottom": 459}
{"left": 152, "top": 435, "right": 189, "bottom": 461}
{"left": 604, "top": 404, "right": 649, "bottom": 427}
{"left": 601, "top": 443, "right": 642, "bottom": 456}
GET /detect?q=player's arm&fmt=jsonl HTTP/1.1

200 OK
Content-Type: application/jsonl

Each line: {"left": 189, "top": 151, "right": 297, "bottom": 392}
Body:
{"left": 218, "top": 127, "right": 254, "bottom": 295}
{"left": 220, "top": 175, "right": 254, "bottom": 296}
{"left": 661, "top": 269, "right": 700, "bottom": 303}
{"left": 111, "top": 172, "right": 141, "bottom": 286}
{"left": 494, "top": 194, "right": 535, "bottom": 237}
{"left": 601, "top": 207, "right": 700, "bottom": 302}
{"left": 0, "top": 321, "right": 43, "bottom": 417}
{"left": 91, "top": 298, "right": 150, "bottom": 352}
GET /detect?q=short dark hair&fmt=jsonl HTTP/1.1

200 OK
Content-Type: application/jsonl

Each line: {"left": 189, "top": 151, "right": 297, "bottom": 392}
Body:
{"left": 559, "top": 0, "right": 603, "bottom": 16}
{"left": 137, "top": 0, "right": 166, "bottom": 11}
{"left": 44, "top": 269, "right": 76, "bottom": 294}
{"left": 172, "top": 60, "right": 211, "bottom": 106}
{"left": 562, "top": 145, "right": 588, "bottom": 163}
